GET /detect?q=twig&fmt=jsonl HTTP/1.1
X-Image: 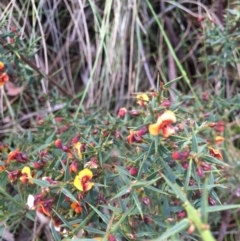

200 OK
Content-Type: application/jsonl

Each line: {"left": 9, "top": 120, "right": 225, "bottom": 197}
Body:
{"left": 0, "top": 38, "right": 73, "bottom": 99}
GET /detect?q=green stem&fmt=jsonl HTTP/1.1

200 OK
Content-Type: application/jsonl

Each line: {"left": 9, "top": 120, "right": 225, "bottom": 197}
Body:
{"left": 184, "top": 202, "right": 216, "bottom": 241}
{"left": 154, "top": 135, "right": 159, "bottom": 155}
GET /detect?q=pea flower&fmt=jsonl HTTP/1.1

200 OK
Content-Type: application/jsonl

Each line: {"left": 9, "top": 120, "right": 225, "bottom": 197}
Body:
{"left": 136, "top": 93, "right": 149, "bottom": 107}
{"left": 73, "top": 142, "right": 83, "bottom": 159}
{"left": 7, "top": 148, "right": 20, "bottom": 162}
{"left": 127, "top": 130, "right": 143, "bottom": 145}
{"left": 20, "top": 166, "right": 33, "bottom": 184}
{"left": 0, "top": 61, "right": 4, "bottom": 71}
{"left": 215, "top": 136, "right": 224, "bottom": 145}
{"left": 37, "top": 199, "right": 54, "bottom": 217}
{"left": 70, "top": 202, "right": 82, "bottom": 214}
{"left": 69, "top": 160, "right": 79, "bottom": 173}
{"left": 7, "top": 148, "right": 28, "bottom": 163}
{"left": 149, "top": 110, "right": 176, "bottom": 137}
{"left": 0, "top": 72, "right": 9, "bottom": 86}
{"left": 74, "top": 168, "right": 94, "bottom": 192}
{"left": 208, "top": 147, "right": 223, "bottom": 160}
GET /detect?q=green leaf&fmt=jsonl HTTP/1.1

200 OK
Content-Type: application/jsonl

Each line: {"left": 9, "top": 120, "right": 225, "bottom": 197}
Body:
{"left": 0, "top": 187, "right": 23, "bottom": 208}
{"left": 163, "top": 195, "right": 170, "bottom": 218}
{"left": 61, "top": 188, "right": 78, "bottom": 203}
{"left": 45, "top": 131, "right": 56, "bottom": 144}
{"left": 191, "top": 129, "right": 198, "bottom": 153}
{"left": 206, "top": 204, "right": 240, "bottom": 212}
{"left": 164, "top": 76, "right": 183, "bottom": 88}
{"left": 153, "top": 218, "right": 190, "bottom": 241}
{"left": 84, "top": 226, "right": 105, "bottom": 235}
{"left": 110, "top": 186, "right": 129, "bottom": 201}
{"left": 158, "top": 156, "right": 176, "bottom": 183}
{"left": 162, "top": 174, "right": 187, "bottom": 202}
{"left": 184, "top": 159, "right": 192, "bottom": 191}
{"left": 87, "top": 203, "right": 109, "bottom": 224}
{"left": 203, "top": 154, "right": 228, "bottom": 166}
{"left": 201, "top": 177, "right": 209, "bottom": 223}
{"left": 132, "top": 192, "right": 143, "bottom": 219}
{"left": 31, "top": 143, "right": 51, "bottom": 155}
{"left": 30, "top": 178, "right": 49, "bottom": 187}
{"left": 52, "top": 209, "right": 72, "bottom": 230}
{"left": 50, "top": 220, "right": 61, "bottom": 241}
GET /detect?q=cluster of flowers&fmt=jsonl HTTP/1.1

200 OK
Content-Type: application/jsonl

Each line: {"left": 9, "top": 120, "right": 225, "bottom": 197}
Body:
{"left": 0, "top": 90, "right": 227, "bottom": 240}
{"left": 118, "top": 92, "right": 225, "bottom": 209}
{"left": 0, "top": 136, "right": 96, "bottom": 233}
{"left": 0, "top": 61, "right": 9, "bottom": 87}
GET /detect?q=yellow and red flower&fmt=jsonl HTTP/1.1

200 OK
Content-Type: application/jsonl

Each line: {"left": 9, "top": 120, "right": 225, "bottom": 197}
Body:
{"left": 74, "top": 168, "right": 94, "bottom": 192}
{"left": 7, "top": 148, "right": 20, "bottom": 162}
{"left": 73, "top": 142, "right": 83, "bottom": 160}
{"left": 37, "top": 199, "right": 53, "bottom": 217}
{"left": 136, "top": 93, "right": 149, "bottom": 107}
{"left": 148, "top": 110, "right": 176, "bottom": 137}
{"left": 70, "top": 202, "right": 82, "bottom": 214}
{"left": 0, "top": 61, "right": 4, "bottom": 71}
{"left": 215, "top": 136, "right": 224, "bottom": 145}
{"left": 0, "top": 72, "right": 9, "bottom": 86}
{"left": 69, "top": 160, "right": 78, "bottom": 173}
{"left": 20, "top": 166, "right": 33, "bottom": 184}
{"left": 127, "top": 130, "right": 143, "bottom": 145}
{"left": 208, "top": 147, "right": 223, "bottom": 160}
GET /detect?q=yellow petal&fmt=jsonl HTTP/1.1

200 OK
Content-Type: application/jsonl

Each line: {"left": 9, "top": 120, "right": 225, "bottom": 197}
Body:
{"left": 22, "top": 166, "right": 32, "bottom": 178}
{"left": 136, "top": 93, "right": 149, "bottom": 105}
{"left": 160, "top": 110, "right": 176, "bottom": 123}
{"left": 215, "top": 136, "right": 224, "bottom": 144}
{"left": 78, "top": 168, "right": 93, "bottom": 180}
{"left": 74, "top": 175, "right": 83, "bottom": 191}
{"left": 149, "top": 123, "right": 161, "bottom": 136}
{"left": 74, "top": 142, "right": 83, "bottom": 159}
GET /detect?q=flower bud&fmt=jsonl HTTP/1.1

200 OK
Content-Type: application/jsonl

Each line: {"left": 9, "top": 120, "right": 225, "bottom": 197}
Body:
{"left": 129, "top": 167, "right": 138, "bottom": 176}
{"left": 69, "top": 161, "right": 78, "bottom": 173}
{"left": 115, "top": 130, "right": 121, "bottom": 139}
{"left": 188, "top": 223, "right": 195, "bottom": 234}
{"left": 55, "top": 139, "right": 63, "bottom": 149}
{"left": 108, "top": 234, "right": 117, "bottom": 241}
{"left": 172, "top": 151, "right": 183, "bottom": 160}
{"left": 214, "top": 121, "right": 225, "bottom": 133}
{"left": 196, "top": 166, "right": 204, "bottom": 177}
{"left": 208, "top": 196, "right": 216, "bottom": 206}
{"left": 129, "top": 110, "right": 141, "bottom": 117}
{"left": 143, "top": 216, "right": 152, "bottom": 224}
{"left": 181, "top": 161, "right": 189, "bottom": 170}
{"left": 177, "top": 210, "right": 186, "bottom": 219}
{"left": 62, "top": 145, "right": 69, "bottom": 152}
{"left": 137, "top": 126, "right": 148, "bottom": 136}
{"left": 161, "top": 99, "right": 171, "bottom": 108}
{"left": 142, "top": 196, "right": 151, "bottom": 206}
{"left": 34, "top": 162, "right": 43, "bottom": 169}
{"left": 117, "top": 107, "right": 127, "bottom": 119}
{"left": 72, "top": 134, "right": 80, "bottom": 144}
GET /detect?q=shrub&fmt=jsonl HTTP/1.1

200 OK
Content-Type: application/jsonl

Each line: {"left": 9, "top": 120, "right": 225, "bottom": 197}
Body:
{"left": 0, "top": 84, "right": 239, "bottom": 241}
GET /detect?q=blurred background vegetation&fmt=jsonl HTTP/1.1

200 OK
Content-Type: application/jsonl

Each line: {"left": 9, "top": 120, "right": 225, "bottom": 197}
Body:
{"left": 0, "top": 0, "right": 240, "bottom": 240}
